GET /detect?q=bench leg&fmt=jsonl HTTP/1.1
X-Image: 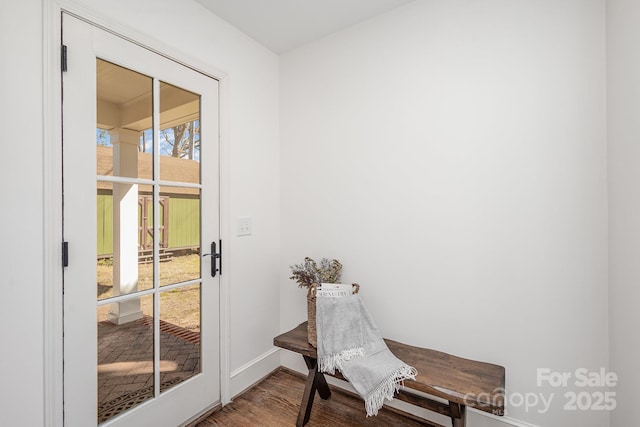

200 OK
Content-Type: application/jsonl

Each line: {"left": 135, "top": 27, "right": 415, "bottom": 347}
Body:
{"left": 450, "top": 402, "right": 466, "bottom": 427}
{"left": 296, "top": 356, "right": 332, "bottom": 427}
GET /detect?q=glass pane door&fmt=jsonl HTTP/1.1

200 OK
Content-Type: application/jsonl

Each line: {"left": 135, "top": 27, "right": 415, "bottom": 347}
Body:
{"left": 62, "top": 14, "right": 219, "bottom": 427}
{"left": 95, "top": 59, "right": 205, "bottom": 423}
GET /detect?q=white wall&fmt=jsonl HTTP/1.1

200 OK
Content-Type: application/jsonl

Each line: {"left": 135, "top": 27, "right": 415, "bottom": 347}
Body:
{"left": 279, "top": 1, "right": 609, "bottom": 426}
{"left": 0, "top": 0, "right": 280, "bottom": 425}
{"left": 0, "top": 2, "right": 45, "bottom": 426}
{"left": 607, "top": 1, "right": 640, "bottom": 426}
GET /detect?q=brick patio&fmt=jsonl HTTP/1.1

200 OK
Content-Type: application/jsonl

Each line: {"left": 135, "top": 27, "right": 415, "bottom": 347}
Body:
{"left": 97, "top": 316, "right": 201, "bottom": 423}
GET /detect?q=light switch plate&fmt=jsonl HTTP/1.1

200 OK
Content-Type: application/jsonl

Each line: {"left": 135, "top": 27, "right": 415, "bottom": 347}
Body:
{"left": 237, "top": 216, "right": 252, "bottom": 236}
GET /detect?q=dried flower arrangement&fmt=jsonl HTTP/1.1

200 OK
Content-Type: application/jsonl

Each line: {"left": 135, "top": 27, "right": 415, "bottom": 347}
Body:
{"left": 289, "top": 257, "right": 342, "bottom": 288}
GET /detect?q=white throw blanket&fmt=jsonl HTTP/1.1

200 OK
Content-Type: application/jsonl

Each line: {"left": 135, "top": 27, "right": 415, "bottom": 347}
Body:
{"left": 316, "top": 292, "right": 417, "bottom": 416}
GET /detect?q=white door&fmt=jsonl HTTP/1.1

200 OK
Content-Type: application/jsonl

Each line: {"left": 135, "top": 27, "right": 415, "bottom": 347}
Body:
{"left": 62, "top": 14, "right": 220, "bottom": 427}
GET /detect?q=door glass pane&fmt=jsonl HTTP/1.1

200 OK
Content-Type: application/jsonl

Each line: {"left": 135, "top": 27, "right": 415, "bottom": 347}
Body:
{"left": 97, "top": 295, "right": 154, "bottom": 424}
{"left": 159, "top": 283, "right": 201, "bottom": 393}
{"left": 96, "top": 59, "right": 153, "bottom": 179}
{"left": 159, "top": 82, "right": 200, "bottom": 183}
{"left": 93, "top": 47, "right": 209, "bottom": 427}
{"left": 97, "top": 182, "right": 154, "bottom": 300}
{"left": 159, "top": 186, "right": 201, "bottom": 287}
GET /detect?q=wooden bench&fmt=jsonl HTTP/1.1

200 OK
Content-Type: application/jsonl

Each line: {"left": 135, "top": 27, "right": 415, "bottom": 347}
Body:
{"left": 274, "top": 322, "right": 505, "bottom": 427}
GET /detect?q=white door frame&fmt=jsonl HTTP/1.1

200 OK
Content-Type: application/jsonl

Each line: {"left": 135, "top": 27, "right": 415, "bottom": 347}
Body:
{"left": 43, "top": 2, "right": 232, "bottom": 425}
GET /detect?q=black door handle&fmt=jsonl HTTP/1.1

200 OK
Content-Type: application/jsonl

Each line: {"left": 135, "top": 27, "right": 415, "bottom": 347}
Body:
{"left": 202, "top": 240, "right": 221, "bottom": 277}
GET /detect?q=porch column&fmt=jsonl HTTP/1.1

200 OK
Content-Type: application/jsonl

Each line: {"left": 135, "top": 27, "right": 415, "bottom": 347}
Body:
{"left": 109, "top": 128, "right": 143, "bottom": 325}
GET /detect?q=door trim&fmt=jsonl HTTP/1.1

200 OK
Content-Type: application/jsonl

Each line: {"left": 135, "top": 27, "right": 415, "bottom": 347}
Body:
{"left": 44, "top": 3, "right": 232, "bottom": 425}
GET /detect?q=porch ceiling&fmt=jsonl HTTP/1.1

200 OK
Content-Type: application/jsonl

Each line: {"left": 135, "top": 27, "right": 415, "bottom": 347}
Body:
{"left": 97, "top": 59, "right": 199, "bottom": 132}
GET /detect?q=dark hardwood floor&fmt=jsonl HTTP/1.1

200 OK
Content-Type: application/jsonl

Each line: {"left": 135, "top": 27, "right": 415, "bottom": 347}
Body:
{"left": 196, "top": 368, "right": 434, "bottom": 426}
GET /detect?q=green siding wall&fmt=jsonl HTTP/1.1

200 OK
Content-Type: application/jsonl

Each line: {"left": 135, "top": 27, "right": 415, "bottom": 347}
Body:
{"left": 97, "top": 195, "right": 200, "bottom": 256}
{"left": 168, "top": 198, "right": 200, "bottom": 249}
{"left": 97, "top": 195, "right": 113, "bottom": 255}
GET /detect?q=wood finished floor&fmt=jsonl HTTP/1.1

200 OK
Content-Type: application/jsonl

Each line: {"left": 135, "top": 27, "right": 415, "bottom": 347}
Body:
{"left": 196, "top": 368, "right": 434, "bottom": 427}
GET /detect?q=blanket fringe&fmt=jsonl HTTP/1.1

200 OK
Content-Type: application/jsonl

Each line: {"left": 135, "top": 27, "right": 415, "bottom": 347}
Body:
{"left": 318, "top": 347, "right": 365, "bottom": 374}
{"left": 364, "top": 364, "right": 418, "bottom": 417}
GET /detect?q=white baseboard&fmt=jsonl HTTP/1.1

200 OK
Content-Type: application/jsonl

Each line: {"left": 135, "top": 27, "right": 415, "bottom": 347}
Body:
{"left": 279, "top": 359, "right": 539, "bottom": 427}
{"left": 468, "top": 409, "right": 540, "bottom": 427}
{"left": 229, "top": 347, "right": 281, "bottom": 399}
